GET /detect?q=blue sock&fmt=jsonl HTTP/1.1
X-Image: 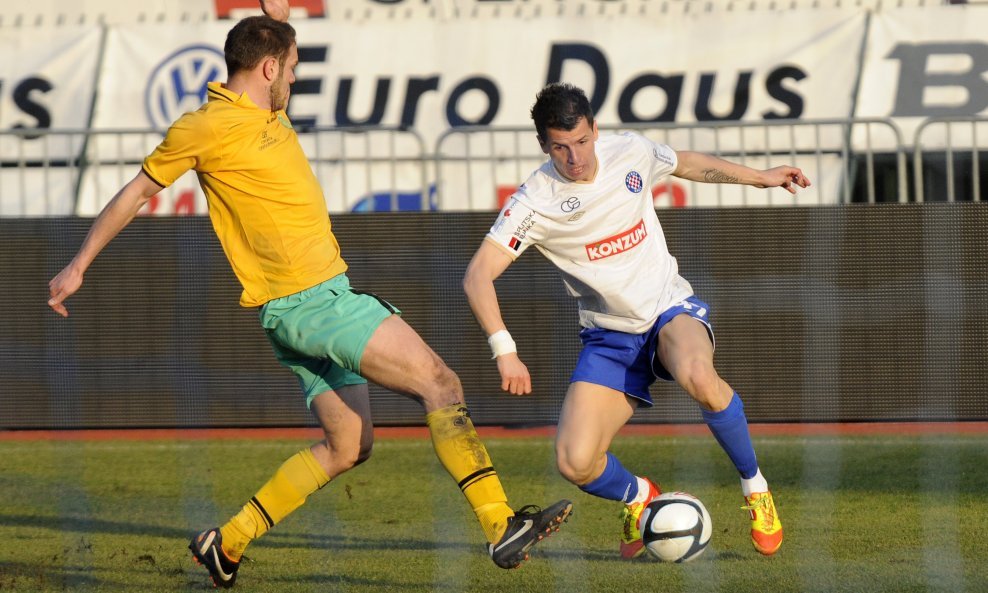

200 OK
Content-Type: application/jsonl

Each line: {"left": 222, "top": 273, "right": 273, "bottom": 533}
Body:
{"left": 702, "top": 392, "right": 759, "bottom": 479}
{"left": 579, "top": 452, "right": 639, "bottom": 503}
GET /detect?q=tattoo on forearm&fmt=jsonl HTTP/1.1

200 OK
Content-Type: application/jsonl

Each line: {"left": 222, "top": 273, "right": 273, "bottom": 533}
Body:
{"left": 702, "top": 169, "right": 740, "bottom": 184}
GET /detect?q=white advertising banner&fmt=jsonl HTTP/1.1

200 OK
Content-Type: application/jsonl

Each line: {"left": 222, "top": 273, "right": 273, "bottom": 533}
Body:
{"left": 0, "top": 26, "right": 102, "bottom": 161}
{"left": 288, "top": 9, "right": 866, "bottom": 148}
{"left": 91, "top": 10, "right": 870, "bottom": 134}
{"left": 83, "top": 9, "right": 864, "bottom": 211}
{"left": 91, "top": 24, "right": 229, "bottom": 142}
{"left": 0, "top": 167, "right": 77, "bottom": 216}
{"left": 857, "top": 6, "right": 988, "bottom": 149}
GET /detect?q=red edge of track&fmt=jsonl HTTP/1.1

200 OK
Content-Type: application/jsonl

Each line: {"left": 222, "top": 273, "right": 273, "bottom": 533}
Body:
{"left": 1, "top": 422, "right": 986, "bottom": 442}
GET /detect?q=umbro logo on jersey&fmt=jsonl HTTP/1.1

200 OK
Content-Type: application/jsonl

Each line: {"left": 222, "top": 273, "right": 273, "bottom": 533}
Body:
{"left": 585, "top": 219, "right": 647, "bottom": 261}
{"left": 568, "top": 212, "right": 585, "bottom": 222}
{"left": 625, "top": 171, "right": 644, "bottom": 193}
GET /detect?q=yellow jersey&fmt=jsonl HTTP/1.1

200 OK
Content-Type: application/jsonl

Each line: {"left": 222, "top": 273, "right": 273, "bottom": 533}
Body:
{"left": 143, "top": 82, "right": 347, "bottom": 307}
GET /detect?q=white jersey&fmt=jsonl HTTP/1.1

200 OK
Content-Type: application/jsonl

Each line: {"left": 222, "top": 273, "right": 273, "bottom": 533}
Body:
{"left": 487, "top": 132, "right": 694, "bottom": 334}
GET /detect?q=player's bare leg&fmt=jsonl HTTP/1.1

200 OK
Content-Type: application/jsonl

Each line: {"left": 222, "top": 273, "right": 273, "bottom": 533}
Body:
{"left": 657, "top": 314, "right": 732, "bottom": 412}
{"left": 358, "top": 315, "right": 463, "bottom": 411}
{"left": 556, "top": 381, "right": 659, "bottom": 558}
{"left": 360, "top": 315, "right": 570, "bottom": 568}
{"left": 555, "top": 382, "right": 635, "bottom": 485}
{"left": 309, "top": 383, "right": 375, "bottom": 478}
{"left": 659, "top": 314, "right": 782, "bottom": 555}
{"left": 192, "top": 384, "right": 370, "bottom": 588}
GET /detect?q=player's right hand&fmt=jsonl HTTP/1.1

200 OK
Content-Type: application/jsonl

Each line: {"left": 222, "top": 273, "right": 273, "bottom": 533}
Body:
{"left": 259, "top": 0, "right": 290, "bottom": 21}
{"left": 760, "top": 165, "right": 811, "bottom": 194}
{"left": 496, "top": 353, "right": 533, "bottom": 395}
{"left": 48, "top": 265, "right": 83, "bottom": 318}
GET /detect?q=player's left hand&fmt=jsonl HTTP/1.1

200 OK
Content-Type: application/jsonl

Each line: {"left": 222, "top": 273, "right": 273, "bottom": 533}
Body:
{"left": 759, "top": 166, "right": 811, "bottom": 195}
{"left": 496, "top": 352, "right": 533, "bottom": 396}
{"left": 48, "top": 264, "right": 84, "bottom": 318}
{"left": 260, "top": 0, "right": 290, "bottom": 21}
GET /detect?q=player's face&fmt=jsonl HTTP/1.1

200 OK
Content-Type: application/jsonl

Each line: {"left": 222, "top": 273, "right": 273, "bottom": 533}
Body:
{"left": 269, "top": 44, "right": 298, "bottom": 112}
{"left": 540, "top": 117, "right": 599, "bottom": 183}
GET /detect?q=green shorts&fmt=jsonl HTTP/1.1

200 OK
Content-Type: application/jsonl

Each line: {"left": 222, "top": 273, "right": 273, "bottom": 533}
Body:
{"left": 259, "top": 274, "right": 399, "bottom": 408}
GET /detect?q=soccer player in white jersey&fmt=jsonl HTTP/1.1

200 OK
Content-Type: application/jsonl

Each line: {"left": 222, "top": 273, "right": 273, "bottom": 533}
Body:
{"left": 463, "top": 83, "right": 810, "bottom": 558}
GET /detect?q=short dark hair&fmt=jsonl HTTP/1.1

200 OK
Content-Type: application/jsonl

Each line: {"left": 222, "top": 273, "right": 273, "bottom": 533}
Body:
{"left": 530, "top": 83, "right": 595, "bottom": 142}
{"left": 224, "top": 16, "right": 296, "bottom": 76}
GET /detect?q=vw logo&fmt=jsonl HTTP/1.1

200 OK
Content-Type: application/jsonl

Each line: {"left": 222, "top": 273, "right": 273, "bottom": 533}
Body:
{"left": 145, "top": 45, "right": 226, "bottom": 129}
{"left": 561, "top": 196, "right": 581, "bottom": 213}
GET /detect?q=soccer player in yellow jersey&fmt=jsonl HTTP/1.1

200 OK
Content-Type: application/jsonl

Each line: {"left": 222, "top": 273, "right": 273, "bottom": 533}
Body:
{"left": 47, "top": 6, "right": 570, "bottom": 589}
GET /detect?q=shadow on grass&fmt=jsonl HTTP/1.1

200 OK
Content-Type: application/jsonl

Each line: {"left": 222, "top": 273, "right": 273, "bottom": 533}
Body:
{"left": 0, "top": 513, "right": 189, "bottom": 540}
{"left": 0, "top": 561, "right": 127, "bottom": 591}
{"left": 264, "top": 572, "right": 432, "bottom": 588}
{"left": 260, "top": 531, "right": 639, "bottom": 564}
{"left": 0, "top": 518, "right": 741, "bottom": 592}
{"left": 0, "top": 512, "right": 584, "bottom": 559}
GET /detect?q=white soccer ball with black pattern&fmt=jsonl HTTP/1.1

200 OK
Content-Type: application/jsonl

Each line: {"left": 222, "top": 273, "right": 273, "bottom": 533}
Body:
{"left": 640, "top": 491, "right": 712, "bottom": 562}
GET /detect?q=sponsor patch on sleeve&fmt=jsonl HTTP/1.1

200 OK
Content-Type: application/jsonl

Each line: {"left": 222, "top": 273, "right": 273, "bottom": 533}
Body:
{"left": 652, "top": 144, "right": 676, "bottom": 167}
{"left": 489, "top": 198, "right": 538, "bottom": 255}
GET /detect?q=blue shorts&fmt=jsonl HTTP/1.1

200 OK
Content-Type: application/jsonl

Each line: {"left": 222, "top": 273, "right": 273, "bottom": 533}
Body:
{"left": 569, "top": 296, "right": 715, "bottom": 407}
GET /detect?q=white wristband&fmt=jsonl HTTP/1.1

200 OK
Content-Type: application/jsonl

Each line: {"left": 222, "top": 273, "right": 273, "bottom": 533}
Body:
{"left": 487, "top": 329, "right": 517, "bottom": 359}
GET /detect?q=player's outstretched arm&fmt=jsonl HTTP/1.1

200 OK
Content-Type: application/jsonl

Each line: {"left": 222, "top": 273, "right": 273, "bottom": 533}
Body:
{"left": 259, "top": 0, "right": 290, "bottom": 21}
{"left": 463, "top": 240, "right": 533, "bottom": 396}
{"left": 674, "top": 151, "right": 811, "bottom": 195}
{"left": 48, "top": 170, "right": 163, "bottom": 318}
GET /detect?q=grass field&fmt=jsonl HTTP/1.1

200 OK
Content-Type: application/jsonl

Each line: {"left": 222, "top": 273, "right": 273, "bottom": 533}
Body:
{"left": 1, "top": 432, "right": 986, "bottom": 592}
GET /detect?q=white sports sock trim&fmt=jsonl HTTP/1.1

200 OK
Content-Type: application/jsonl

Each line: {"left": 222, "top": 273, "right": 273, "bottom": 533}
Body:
{"left": 741, "top": 468, "right": 768, "bottom": 497}
{"left": 628, "top": 476, "right": 652, "bottom": 504}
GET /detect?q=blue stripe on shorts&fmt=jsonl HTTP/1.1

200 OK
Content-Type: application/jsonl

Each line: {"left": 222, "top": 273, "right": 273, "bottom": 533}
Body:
{"left": 569, "top": 296, "right": 714, "bottom": 407}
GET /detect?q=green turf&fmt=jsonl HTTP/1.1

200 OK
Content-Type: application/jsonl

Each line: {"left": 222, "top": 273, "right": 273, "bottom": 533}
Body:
{"left": 0, "top": 433, "right": 986, "bottom": 592}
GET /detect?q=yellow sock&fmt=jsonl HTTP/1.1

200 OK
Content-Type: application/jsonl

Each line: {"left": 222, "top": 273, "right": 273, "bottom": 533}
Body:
{"left": 219, "top": 447, "right": 330, "bottom": 560}
{"left": 426, "top": 403, "right": 514, "bottom": 543}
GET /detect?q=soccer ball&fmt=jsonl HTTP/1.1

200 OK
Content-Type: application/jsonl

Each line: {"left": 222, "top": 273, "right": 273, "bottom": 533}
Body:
{"left": 640, "top": 491, "right": 712, "bottom": 563}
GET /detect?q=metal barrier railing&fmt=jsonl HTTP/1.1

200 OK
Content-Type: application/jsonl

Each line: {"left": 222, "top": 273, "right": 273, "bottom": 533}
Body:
{"left": 0, "top": 126, "right": 430, "bottom": 216}
{"left": 298, "top": 126, "right": 431, "bottom": 213}
{"left": 0, "top": 129, "right": 90, "bottom": 216}
{"left": 2, "top": 117, "right": 986, "bottom": 214}
{"left": 434, "top": 118, "right": 908, "bottom": 209}
{"left": 913, "top": 116, "right": 988, "bottom": 203}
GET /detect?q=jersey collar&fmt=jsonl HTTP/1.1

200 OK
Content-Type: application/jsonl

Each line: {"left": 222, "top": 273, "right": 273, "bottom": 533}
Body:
{"left": 207, "top": 81, "right": 262, "bottom": 109}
